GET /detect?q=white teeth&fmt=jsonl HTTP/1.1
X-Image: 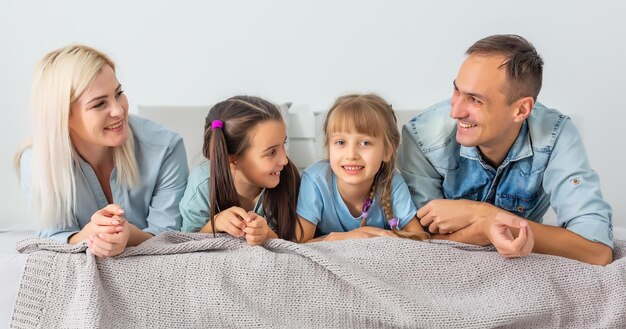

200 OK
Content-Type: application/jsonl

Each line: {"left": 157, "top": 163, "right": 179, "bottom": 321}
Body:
{"left": 343, "top": 166, "right": 363, "bottom": 171}
{"left": 105, "top": 121, "right": 123, "bottom": 130}
{"left": 458, "top": 122, "right": 476, "bottom": 129}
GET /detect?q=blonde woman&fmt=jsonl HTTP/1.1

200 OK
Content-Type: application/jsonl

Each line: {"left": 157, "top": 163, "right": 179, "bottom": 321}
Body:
{"left": 16, "top": 45, "right": 188, "bottom": 257}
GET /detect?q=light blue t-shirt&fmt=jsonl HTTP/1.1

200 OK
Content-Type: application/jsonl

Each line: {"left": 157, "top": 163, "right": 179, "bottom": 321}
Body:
{"left": 20, "top": 115, "right": 189, "bottom": 242}
{"left": 297, "top": 161, "right": 417, "bottom": 237}
{"left": 180, "top": 163, "right": 270, "bottom": 233}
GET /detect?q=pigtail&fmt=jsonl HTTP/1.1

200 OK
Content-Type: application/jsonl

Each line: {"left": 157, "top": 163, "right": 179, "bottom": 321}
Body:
{"left": 263, "top": 159, "right": 302, "bottom": 242}
{"left": 379, "top": 162, "right": 429, "bottom": 241}
{"left": 205, "top": 118, "right": 239, "bottom": 236}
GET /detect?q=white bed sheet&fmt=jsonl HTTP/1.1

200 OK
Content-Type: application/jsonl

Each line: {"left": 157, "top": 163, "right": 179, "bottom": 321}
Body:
{"left": 0, "top": 231, "right": 35, "bottom": 328}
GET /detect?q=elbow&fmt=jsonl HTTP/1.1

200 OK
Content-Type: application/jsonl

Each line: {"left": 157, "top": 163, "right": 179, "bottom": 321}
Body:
{"left": 587, "top": 245, "right": 613, "bottom": 266}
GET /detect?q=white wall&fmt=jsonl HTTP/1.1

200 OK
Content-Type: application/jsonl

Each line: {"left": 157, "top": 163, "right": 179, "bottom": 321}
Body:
{"left": 1, "top": 0, "right": 625, "bottom": 234}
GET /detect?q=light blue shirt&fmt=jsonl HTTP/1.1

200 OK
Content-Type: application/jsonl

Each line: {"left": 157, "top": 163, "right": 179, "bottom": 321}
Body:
{"left": 20, "top": 115, "right": 189, "bottom": 242}
{"left": 297, "top": 161, "right": 417, "bottom": 237}
{"left": 398, "top": 99, "right": 613, "bottom": 248}
{"left": 180, "top": 163, "right": 270, "bottom": 232}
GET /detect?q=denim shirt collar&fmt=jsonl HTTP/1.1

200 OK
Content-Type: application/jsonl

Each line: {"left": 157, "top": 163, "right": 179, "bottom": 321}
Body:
{"left": 459, "top": 120, "right": 534, "bottom": 168}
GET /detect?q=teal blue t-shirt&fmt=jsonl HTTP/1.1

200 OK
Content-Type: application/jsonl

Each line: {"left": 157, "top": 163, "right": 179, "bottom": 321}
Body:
{"left": 297, "top": 161, "right": 417, "bottom": 237}
{"left": 180, "top": 163, "right": 268, "bottom": 232}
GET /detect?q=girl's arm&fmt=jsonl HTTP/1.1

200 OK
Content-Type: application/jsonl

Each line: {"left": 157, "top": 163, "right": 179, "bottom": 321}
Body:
{"left": 401, "top": 217, "right": 428, "bottom": 235}
{"left": 297, "top": 216, "right": 318, "bottom": 242}
{"left": 298, "top": 216, "right": 389, "bottom": 242}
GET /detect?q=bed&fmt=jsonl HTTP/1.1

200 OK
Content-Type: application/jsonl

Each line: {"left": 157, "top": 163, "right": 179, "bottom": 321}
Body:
{"left": 5, "top": 105, "right": 626, "bottom": 328}
{"left": 5, "top": 232, "right": 626, "bottom": 328}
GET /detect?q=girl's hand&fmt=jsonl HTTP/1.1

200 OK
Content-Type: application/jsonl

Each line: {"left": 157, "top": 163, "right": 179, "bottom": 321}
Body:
{"left": 211, "top": 206, "right": 249, "bottom": 237}
{"left": 243, "top": 212, "right": 270, "bottom": 246}
{"left": 87, "top": 221, "right": 131, "bottom": 257}
{"left": 353, "top": 226, "right": 396, "bottom": 237}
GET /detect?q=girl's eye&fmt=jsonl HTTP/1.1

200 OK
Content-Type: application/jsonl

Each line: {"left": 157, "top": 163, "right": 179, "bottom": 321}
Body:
{"left": 334, "top": 140, "right": 344, "bottom": 146}
{"left": 115, "top": 89, "right": 125, "bottom": 98}
{"left": 360, "top": 140, "right": 371, "bottom": 147}
{"left": 93, "top": 102, "right": 106, "bottom": 109}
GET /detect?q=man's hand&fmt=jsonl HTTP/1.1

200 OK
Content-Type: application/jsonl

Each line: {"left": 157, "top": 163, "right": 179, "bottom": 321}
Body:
{"left": 484, "top": 212, "right": 534, "bottom": 258}
{"left": 418, "top": 199, "right": 490, "bottom": 234}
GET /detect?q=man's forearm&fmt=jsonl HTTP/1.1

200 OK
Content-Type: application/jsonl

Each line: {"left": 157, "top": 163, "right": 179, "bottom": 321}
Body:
{"left": 522, "top": 221, "right": 613, "bottom": 265}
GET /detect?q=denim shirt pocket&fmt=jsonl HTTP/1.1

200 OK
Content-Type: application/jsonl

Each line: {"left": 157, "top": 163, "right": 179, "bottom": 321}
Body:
{"left": 497, "top": 192, "right": 539, "bottom": 217}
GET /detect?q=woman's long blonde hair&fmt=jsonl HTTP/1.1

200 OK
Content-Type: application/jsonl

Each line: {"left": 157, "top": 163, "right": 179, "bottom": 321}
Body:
{"left": 15, "top": 45, "right": 138, "bottom": 229}
{"left": 324, "top": 94, "right": 428, "bottom": 241}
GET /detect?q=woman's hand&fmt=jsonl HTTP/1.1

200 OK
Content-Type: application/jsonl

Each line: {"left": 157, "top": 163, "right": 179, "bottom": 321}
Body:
{"left": 85, "top": 204, "right": 126, "bottom": 234}
{"left": 70, "top": 204, "right": 126, "bottom": 245}
{"left": 87, "top": 220, "right": 131, "bottom": 257}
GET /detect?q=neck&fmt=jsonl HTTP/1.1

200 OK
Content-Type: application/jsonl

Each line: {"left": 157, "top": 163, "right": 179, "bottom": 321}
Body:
{"left": 337, "top": 177, "right": 375, "bottom": 215}
{"left": 231, "top": 168, "right": 263, "bottom": 203}
{"left": 71, "top": 137, "right": 115, "bottom": 177}
{"left": 478, "top": 123, "right": 522, "bottom": 168}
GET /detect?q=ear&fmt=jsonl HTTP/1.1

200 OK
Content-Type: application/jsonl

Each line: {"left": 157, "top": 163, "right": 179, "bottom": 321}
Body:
{"left": 228, "top": 155, "right": 238, "bottom": 166}
{"left": 513, "top": 96, "right": 534, "bottom": 123}
{"left": 383, "top": 148, "right": 393, "bottom": 162}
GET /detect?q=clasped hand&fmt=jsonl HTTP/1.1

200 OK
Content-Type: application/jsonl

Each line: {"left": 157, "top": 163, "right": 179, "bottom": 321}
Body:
{"left": 85, "top": 204, "right": 130, "bottom": 257}
{"left": 213, "top": 206, "right": 271, "bottom": 246}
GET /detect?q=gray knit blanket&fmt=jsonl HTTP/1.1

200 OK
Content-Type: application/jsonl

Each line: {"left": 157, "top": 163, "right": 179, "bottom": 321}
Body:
{"left": 10, "top": 233, "right": 626, "bottom": 329}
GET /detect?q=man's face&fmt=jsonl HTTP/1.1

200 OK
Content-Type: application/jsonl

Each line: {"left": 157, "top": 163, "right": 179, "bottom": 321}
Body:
{"left": 450, "top": 54, "right": 522, "bottom": 163}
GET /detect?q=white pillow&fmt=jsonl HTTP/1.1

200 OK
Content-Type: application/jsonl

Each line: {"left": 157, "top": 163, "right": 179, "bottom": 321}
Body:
{"left": 137, "top": 102, "right": 292, "bottom": 169}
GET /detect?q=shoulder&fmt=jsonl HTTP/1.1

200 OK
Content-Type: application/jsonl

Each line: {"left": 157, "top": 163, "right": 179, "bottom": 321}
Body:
{"left": 302, "top": 160, "right": 332, "bottom": 180}
{"left": 527, "top": 103, "right": 571, "bottom": 150}
{"left": 402, "top": 99, "right": 457, "bottom": 152}
{"left": 129, "top": 115, "right": 183, "bottom": 148}
{"left": 187, "top": 163, "right": 210, "bottom": 190}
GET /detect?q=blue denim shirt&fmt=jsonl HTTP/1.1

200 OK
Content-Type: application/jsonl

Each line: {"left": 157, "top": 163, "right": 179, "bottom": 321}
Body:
{"left": 398, "top": 99, "right": 613, "bottom": 248}
{"left": 20, "top": 115, "right": 189, "bottom": 242}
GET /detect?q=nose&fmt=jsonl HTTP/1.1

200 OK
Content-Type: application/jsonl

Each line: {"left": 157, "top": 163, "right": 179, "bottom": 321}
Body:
{"left": 110, "top": 99, "right": 125, "bottom": 118}
{"left": 346, "top": 144, "right": 359, "bottom": 160}
{"left": 449, "top": 95, "right": 466, "bottom": 120}
{"left": 278, "top": 145, "right": 289, "bottom": 166}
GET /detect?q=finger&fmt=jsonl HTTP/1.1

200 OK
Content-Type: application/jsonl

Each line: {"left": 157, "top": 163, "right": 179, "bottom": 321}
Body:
{"left": 92, "top": 225, "right": 122, "bottom": 234}
{"left": 110, "top": 215, "right": 127, "bottom": 226}
{"left": 229, "top": 207, "right": 251, "bottom": 222}
{"left": 416, "top": 204, "right": 431, "bottom": 224}
{"left": 100, "top": 204, "right": 126, "bottom": 217}
{"left": 227, "top": 216, "right": 247, "bottom": 230}
{"left": 88, "top": 238, "right": 111, "bottom": 257}
{"left": 91, "top": 235, "right": 116, "bottom": 252}
{"left": 98, "top": 232, "right": 126, "bottom": 244}
{"left": 244, "top": 211, "right": 258, "bottom": 223}
{"left": 220, "top": 220, "right": 245, "bottom": 237}
{"left": 91, "top": 213, "right": 124, "bottom": 227}
{"left": 494, "top": 212, "right": 524, "bottom": 228}
{"left": 428, "top": 222, "right": 439, "bottom": 234}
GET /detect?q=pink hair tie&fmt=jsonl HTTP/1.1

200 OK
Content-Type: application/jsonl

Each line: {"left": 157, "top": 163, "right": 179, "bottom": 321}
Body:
{"left": 211, "top": 120, "right": 224, "bottom": 130}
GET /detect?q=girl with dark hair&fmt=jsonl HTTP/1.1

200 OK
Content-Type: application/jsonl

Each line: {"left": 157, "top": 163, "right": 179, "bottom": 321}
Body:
{"left": 297, "top": 94, "right": 429, "bottom": 242}
{"left": 180, "top": 96, "right": 301, "bottom": 244}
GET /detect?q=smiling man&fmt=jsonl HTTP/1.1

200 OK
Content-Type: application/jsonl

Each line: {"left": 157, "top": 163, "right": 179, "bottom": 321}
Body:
{"left": 398, "top": 34, "right": 613, "bottom": 265}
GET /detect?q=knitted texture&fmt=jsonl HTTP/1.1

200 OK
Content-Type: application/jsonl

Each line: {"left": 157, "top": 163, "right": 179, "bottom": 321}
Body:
{"left": 10, "top": 233, "right": 626, "bottom": 329}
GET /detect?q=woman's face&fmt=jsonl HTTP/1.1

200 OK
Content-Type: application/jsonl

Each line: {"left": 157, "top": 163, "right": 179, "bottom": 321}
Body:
{"left": 68, "top": 65, "right": 130, "bottom": 153}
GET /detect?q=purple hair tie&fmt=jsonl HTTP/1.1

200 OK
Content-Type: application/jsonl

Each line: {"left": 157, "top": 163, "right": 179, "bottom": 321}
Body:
{"left": 211, "top": 120, "right": 224, "bottom": 130}
{"left": 388, "top": 218, "right": 399, "bottom": 230}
